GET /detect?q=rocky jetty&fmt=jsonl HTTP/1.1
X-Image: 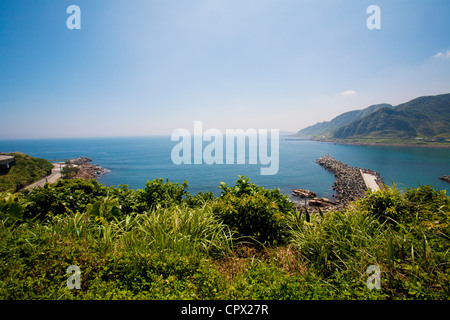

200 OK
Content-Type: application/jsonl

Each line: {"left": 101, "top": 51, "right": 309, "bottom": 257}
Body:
{"left": 316, "top": 155, "right": 382, "bottom": 203}
{"left": 292, "top": 156, "right": 383, "bottom": 214}
{"left": 439, "top": 175, "right": 450, "bottom": 183}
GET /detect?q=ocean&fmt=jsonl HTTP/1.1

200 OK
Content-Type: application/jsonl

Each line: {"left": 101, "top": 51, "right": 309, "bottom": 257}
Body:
{"left": 0, "top": 136, "right": 449, "bottom": 203}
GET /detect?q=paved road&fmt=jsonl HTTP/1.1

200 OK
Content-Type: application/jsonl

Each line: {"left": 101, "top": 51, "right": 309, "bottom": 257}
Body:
{"left": 24, "top": 163, "right": 66, "bottom": 190}
{"left": 360, "top": 170, "right": 380, "bottom": 191}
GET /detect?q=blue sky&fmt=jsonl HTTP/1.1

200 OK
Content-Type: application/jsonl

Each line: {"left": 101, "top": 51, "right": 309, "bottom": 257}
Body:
{"left": 1, "top": 0, "right": 449, "bottom": 139}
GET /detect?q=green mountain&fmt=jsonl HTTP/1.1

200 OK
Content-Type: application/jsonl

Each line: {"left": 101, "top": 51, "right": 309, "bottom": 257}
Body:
{"left": 333, "top": 93, "right": 450, "bottom": 140}
{"left": 296, "top": 103, "right": 392, "bottom": 138}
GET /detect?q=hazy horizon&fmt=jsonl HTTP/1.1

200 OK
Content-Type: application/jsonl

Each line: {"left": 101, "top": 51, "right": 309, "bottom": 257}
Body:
{"left": 1, "top": 0, "right": 450, "bottom": 139}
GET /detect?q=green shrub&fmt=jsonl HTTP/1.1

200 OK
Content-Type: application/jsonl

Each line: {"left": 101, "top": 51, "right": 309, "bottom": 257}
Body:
{"left": 139, "top": 178, "right": 189, "bottom": 210}
{"left": 0, "top": 193, "right": 28, "bottom": 222}
{"left": 218, "top": 176, "right": 295, "bottom": 215}
{"left": 357, "top": 184, "right": 406, "bottom": 224}
{"left": 185, "top": 191, "right": 215, "bottom": 208}
{"left": 105, "top": 184, "right": 147, "bottom": 215}
{"left": 213, "top": 176, "right": 294, "bottom": 245}
{"left": 61, "top": 164, "right": 80, "bottom": 179}
{"left": 23, "top": 179, "right": 109, "bottom": 220}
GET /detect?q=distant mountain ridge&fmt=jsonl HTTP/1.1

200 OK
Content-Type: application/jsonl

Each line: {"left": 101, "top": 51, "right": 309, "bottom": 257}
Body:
{"left": 297, "top": 103, "right": 392, "bottom": 138}
{"left": 296, "top": 93, "right": 450, "bottom": 142}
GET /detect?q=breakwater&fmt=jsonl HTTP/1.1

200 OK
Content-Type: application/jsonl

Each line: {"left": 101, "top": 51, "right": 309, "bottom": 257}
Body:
{"left": 316, "top": 155, "right": 383, "bottom": 203}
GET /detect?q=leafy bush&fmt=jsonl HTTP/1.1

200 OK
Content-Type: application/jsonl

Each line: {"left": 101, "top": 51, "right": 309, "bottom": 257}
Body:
{"left": 61, "top": 164, "right": 80, "bottom": 179}
{"left": 185, "top": 191, "right": 215, "bottom": 208}
{"left": 357, "top": 184, "right": 406, "bottom": 224}
{"left": 22, "top": 179, "right": 110, "bottom": 220}
{"left": 139, "top": 178, "right": 189, "bottom": 210}
{"left": 105, "top": 184, "right": 147, "bottom": 215}
{"left": 218, "top": 176, "right": 295, "bottom": 215}
{"left": 213, "top": 176, "right": 294, "bottom": 245}
{"left": 0, "top": 193, "right": 28, "bottom": 222}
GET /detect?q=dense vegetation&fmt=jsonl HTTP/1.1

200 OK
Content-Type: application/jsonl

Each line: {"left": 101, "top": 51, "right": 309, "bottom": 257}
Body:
{"left": 0, "top": 153, "right": 53, "bottom": 193}
{"left": 0, "top": 177, "right": 448, "bottom": 299}
{"left": 297, "top": 93, "right": 450, "bottom": 144}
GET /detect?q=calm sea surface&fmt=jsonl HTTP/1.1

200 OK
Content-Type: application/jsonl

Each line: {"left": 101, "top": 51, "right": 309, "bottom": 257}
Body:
{"left": 0, "top": 136, "right": 449, "bottom": 203}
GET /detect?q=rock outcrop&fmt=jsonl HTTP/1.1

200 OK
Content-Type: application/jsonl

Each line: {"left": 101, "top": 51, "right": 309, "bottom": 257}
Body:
{"left": 439, "top": 175, "right": 450, "bottom": 183}
{"left": 292, "top": 189, "right": 316, "bottom": 198}
{"left": 308, "top": 197, "right": 338, "bottom": 207}
{"left": 69, "top": 157, "right": 110, "bottom": 180}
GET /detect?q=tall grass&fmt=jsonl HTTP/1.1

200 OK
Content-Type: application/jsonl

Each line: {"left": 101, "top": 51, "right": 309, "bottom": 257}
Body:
{"left": 289, "top": 186, "right": 450, "bottom": 298}
{"left": 0, "top": 202, "right": 234, "bottom": 299}
{"left": 124, "top": 204, "right": 233, "bottom": 258}
{"left": 46, "top": 203, "right": 233, "bottom": 258}
{"left": 289, "top": 206, "right": 387, "bottom": 274}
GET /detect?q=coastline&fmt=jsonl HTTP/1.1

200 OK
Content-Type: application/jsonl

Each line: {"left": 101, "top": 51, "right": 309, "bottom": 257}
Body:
{"left": 65, "top": 157, "right": 111, "bottom": 180}
{"left": 308, "top": 138, "right": 450, "bottom": 149}
{"left": 23, "top": 157, "right": 110, "bottom": 190}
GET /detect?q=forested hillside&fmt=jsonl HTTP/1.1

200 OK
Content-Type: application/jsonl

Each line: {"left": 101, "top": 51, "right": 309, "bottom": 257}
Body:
{"left": 333, "top": 94, "right": 450, "bottom": 140}
{"left": 296, "top": 93, "right": 450, "bottom": 144}
{"left": 297, "top": 104, "right": 392, "bottom": 138}
{"left": 0, "top": 153, "right": 53, "bottom": 192}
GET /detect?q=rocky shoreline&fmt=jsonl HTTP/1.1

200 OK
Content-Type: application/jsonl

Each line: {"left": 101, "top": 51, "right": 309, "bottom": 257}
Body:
{"left": 67, "top": 157, "right": 110, "bottom": 180}
{"left": 439, "top": 175, "right": 450, "bottom": 183}
{"left": 292, "top": 155, "right": 384, "bottom": 212}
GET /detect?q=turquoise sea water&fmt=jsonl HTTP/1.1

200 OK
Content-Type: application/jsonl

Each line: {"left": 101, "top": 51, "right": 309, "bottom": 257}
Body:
{"left": 0, "top": 136, "right": 449, "bottom": 203}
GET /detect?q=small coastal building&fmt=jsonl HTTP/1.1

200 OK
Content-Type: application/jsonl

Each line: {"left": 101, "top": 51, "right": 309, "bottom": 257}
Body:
{"left": 0, "top": 155, "right": 15, "bottom": 173}
{"left": 0, "top": 155, "right": 15, "bottom": 169}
